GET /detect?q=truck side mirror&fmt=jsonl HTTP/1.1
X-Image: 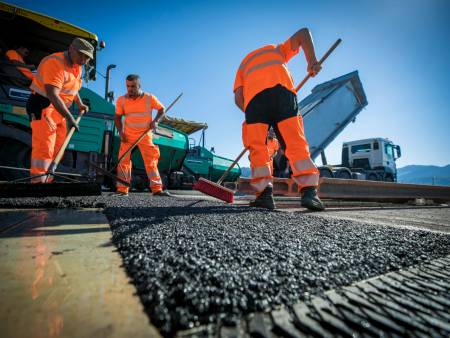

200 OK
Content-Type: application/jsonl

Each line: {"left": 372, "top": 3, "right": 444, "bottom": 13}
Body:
{"left": 395, "top": 145, "right": 401, "bottom": 159}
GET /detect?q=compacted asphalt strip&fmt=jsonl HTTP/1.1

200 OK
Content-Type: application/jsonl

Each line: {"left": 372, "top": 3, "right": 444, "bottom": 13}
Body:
{"left": 1, "top": 193, "right": 450, "bottom": 337}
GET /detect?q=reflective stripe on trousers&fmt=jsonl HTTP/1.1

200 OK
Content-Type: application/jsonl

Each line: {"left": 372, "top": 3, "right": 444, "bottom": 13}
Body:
{"left": 291, "top": 158, "right": 319, "bottom": 188}
{"left": 242, "top": 122, "right": 273, "bottom": 192}
{"left": 251, "top": 165, "right": 272, "bottom": 192}
{"left": 147, "top": 170, "right": 163, "bottom": 188}
{"left": 31, "top": 158, "right": 52, "bottom": 170}
{"left": 30, "top": 108, "right": 67, "bottom": 184}
{"left": 292, "top": 174, "right": 319, "bottom": 189}
{"left": 116, "top": 133, "right": 162, "bottom": 193}
{"left": 116, "top": 165, "right": 132, "bottom": 187}
{"left": 275, "top": 116, "right": 319, "bottom": 189}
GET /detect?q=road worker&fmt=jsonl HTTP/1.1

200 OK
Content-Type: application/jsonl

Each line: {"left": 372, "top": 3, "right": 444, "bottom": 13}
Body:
{"left": 267, "top": 127, "right": 280, "bottom": 175}
{"left": 234, "top": 28, "right": 324, "bottom": 211}
{"left": 114, "top": 74, "right": 170, "bottom": 197}
{"left": 6, "top": 46, "right": 35, "bottom": 83}
{"left": 26, "top": 38, "right": 92, "bottom": 183}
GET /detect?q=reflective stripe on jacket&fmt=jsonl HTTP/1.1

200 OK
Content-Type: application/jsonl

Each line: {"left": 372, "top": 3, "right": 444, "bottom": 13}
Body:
{"left": 29, "top": 51, "right": 82, "bottom": 106}
{"left": 233, "top": 38, "right": 299, "bottom": 110}
{"left": 116, "top": 92, "right": 164, "bottom": 134}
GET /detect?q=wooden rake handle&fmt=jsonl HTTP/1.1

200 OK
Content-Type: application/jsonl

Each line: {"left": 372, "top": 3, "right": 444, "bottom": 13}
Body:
{"left": 111, "top": 92, "right": 183, "bottom": 172}
{"left": 294, "top": 38, "right": 342, "bottom": 93}
{"left": 48, "top": 112, "right": 85, "bottom": 174}
{"left": 217, "top": 147, "right": 248, "bottom": 185}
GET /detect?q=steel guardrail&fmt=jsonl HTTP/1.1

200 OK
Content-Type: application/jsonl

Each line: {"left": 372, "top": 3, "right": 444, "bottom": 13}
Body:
{"left": 228, "top": 178, "right": 450, "bottom": 203}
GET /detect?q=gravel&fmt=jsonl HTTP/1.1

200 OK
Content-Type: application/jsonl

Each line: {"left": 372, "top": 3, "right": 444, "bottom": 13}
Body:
{"left": 1, "top": 193, "right": 450, "bottom": 336}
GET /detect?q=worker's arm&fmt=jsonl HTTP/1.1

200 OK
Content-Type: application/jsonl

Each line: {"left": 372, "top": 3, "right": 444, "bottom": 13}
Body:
{"left": 234, "top": 86, "right": 244, "bottom": 112}
{"left": 114, "top": 114, "right": 126, "bottom": 142}
{"left": 45, "top": 84, "right": 79, "bottom": 131}
{"left": 289, "top": 28, "right": 321, "bottom": 77}
{"left": 150, "top": 107, "right": 165, "bottom": 130}
{"left": 74, "top": 93, "right": 89, "bottom": 114}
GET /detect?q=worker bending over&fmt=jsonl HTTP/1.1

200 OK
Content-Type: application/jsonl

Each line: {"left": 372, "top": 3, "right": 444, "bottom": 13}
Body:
{"left": 6, "top": 45, "right": 35, "bottom": 83}
{"left": 114, "top": 74, "right": 170, "bottom": 197}
{"left": 26, "top": 38, "right": 92, "bottom": 183}
{"left": 267, "top": 128, "right": 280, "bottom": 175}
{"left": 234, "top": 28, "right": 324, "bottom": 211}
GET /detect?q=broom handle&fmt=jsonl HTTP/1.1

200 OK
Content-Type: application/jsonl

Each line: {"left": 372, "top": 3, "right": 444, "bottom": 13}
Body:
{"left": 294, "top": 38, "right": 342, "bottom": 93}
{"left": 111, "top": 92, "right": 183, "bottom": 171}
{"left": 48, "top": 112, "right": 84, "bottom": 174}
{"left": 217, "top": 147, "right": 248, "bottom": 185}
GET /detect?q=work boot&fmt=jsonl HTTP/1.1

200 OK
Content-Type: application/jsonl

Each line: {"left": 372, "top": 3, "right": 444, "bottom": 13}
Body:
{"left": 249, "top": 185, "right": 276, "bottom": 210}
{"left": 113, "top": 191, "right": 129, "bottom": 197}
{"left": 300, "top": 186, "right": 325, "bottom": 211}
{"left": 153, "top": 190, "right": 172, "bottom": 197}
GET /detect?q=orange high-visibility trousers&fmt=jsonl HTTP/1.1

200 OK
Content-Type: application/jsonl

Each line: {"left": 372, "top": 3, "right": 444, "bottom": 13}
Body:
{"left": 116, "top": 133, "right": 163, "bottom": 194}
{"left": 242, "top": 115, "right": 319, "bottom": 192}
{"left": 30, "top": 107, "right": 67, "bottom": 183}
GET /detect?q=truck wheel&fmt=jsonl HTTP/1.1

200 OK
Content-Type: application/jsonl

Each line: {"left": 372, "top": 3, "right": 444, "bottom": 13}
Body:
{"left": 319, "top": 167, "right": 333, "bottom": 178}
{"left": 335, "top": 168, "right": 352, "bottom": 179}
{"left": 368, "top": 173, "right": 379, "bottom": 181}
{"left": 0, "top": 140, "right": 31, "bottom": 181}
{"left": 385, "top": 175, "right": 394, "bottom": 182}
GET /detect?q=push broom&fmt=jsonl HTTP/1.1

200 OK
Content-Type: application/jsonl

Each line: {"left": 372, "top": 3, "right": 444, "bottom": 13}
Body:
{"left": 193, "top": 38, "right": 342, "bottom": 203}
{"left": 88, "top": 93, "right": 183, "bottom": 186}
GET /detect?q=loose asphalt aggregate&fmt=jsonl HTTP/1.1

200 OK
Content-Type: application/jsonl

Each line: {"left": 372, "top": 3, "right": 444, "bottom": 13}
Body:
{"left": 1, "top": 193, "right": 450, "bottom": 336}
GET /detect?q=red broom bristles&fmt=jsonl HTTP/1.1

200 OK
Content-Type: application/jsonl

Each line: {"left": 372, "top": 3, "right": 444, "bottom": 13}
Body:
{"left": 193, "top": 177, "right": 234, "bottom": 203}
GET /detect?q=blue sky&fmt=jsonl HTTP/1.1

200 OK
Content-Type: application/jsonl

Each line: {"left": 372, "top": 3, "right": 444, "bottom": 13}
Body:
{"left": 10, "top": 0, "right": 450, "bottom": 167}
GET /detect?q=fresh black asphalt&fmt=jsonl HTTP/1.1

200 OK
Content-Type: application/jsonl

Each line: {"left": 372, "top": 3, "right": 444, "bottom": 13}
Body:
{"left": 1, "top": 193, "right": 450, "bottom": 336}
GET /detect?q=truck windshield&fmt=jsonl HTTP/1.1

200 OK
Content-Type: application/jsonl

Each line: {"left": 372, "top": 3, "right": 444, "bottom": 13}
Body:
{"left": 351, "top": 144, "right": 371, "bottom": 153}
{"left": 385, "top": 144, "right": 394, "bottom": 158}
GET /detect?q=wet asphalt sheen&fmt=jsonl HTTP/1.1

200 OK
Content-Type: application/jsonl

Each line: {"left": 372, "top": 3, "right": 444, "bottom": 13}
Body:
{"left": 1, "top": 194, "right": 450, "bottom": 335}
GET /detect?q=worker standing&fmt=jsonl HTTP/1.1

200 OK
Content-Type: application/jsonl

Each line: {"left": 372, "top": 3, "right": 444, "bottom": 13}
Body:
{"left": 26, "top": 38, "right": 92, "bottom": 183}
{"left": 6, "top": 46, "right": 35, "bottom": 82}
{"left": 234, "top": 28, "right": 324, "bottom": 211}
{"left": 114, "top": 74, "right": 170, "bottom": 197}
{"left": 267, "top": 128, "right": 280, "bottom": 175}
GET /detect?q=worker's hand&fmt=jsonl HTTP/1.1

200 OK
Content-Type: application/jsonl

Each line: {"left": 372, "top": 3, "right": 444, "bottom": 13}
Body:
{"left": 78, "top": 103, "right": 89, "bottom": 115}
{"left": 119, "top": 131, "right": 127, "bottom": 143}
{"left": 307, "top": 61, "right": 322, "bottom": 77}
{"left": 68, "top": 117, "right": 80, "bottom": 132}
{"left": 150, "top": 120, "right": 158, "bottom": 131}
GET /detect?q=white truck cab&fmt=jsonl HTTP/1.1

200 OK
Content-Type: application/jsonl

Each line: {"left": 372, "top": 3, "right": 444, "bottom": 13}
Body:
{"left": 342, "top": 138, "right": 401, "bottom": 181}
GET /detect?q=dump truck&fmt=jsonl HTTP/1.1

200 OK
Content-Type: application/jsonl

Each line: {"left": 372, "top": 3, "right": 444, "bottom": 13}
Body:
{"left": 334, "top": 137, "right": 401, "bottom": 181}
{"left": 274, "top": 71, "right": 401, "bottom": 182}
{"left": 0, "top": 2, "right": 240, "bottom": 189}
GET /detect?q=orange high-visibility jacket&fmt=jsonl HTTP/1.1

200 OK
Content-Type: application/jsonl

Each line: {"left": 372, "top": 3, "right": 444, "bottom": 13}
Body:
{"left": 233, "top": 38, "right": 299, "bottom": 110}
{"left": 116, "top": 93, "right": 164, "bottom": 135}
{"left": 6, "top": 50, "right": 34, "bottom": 81}
{"left": 30, "top": 52, "right": 82, "bottom": 106}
